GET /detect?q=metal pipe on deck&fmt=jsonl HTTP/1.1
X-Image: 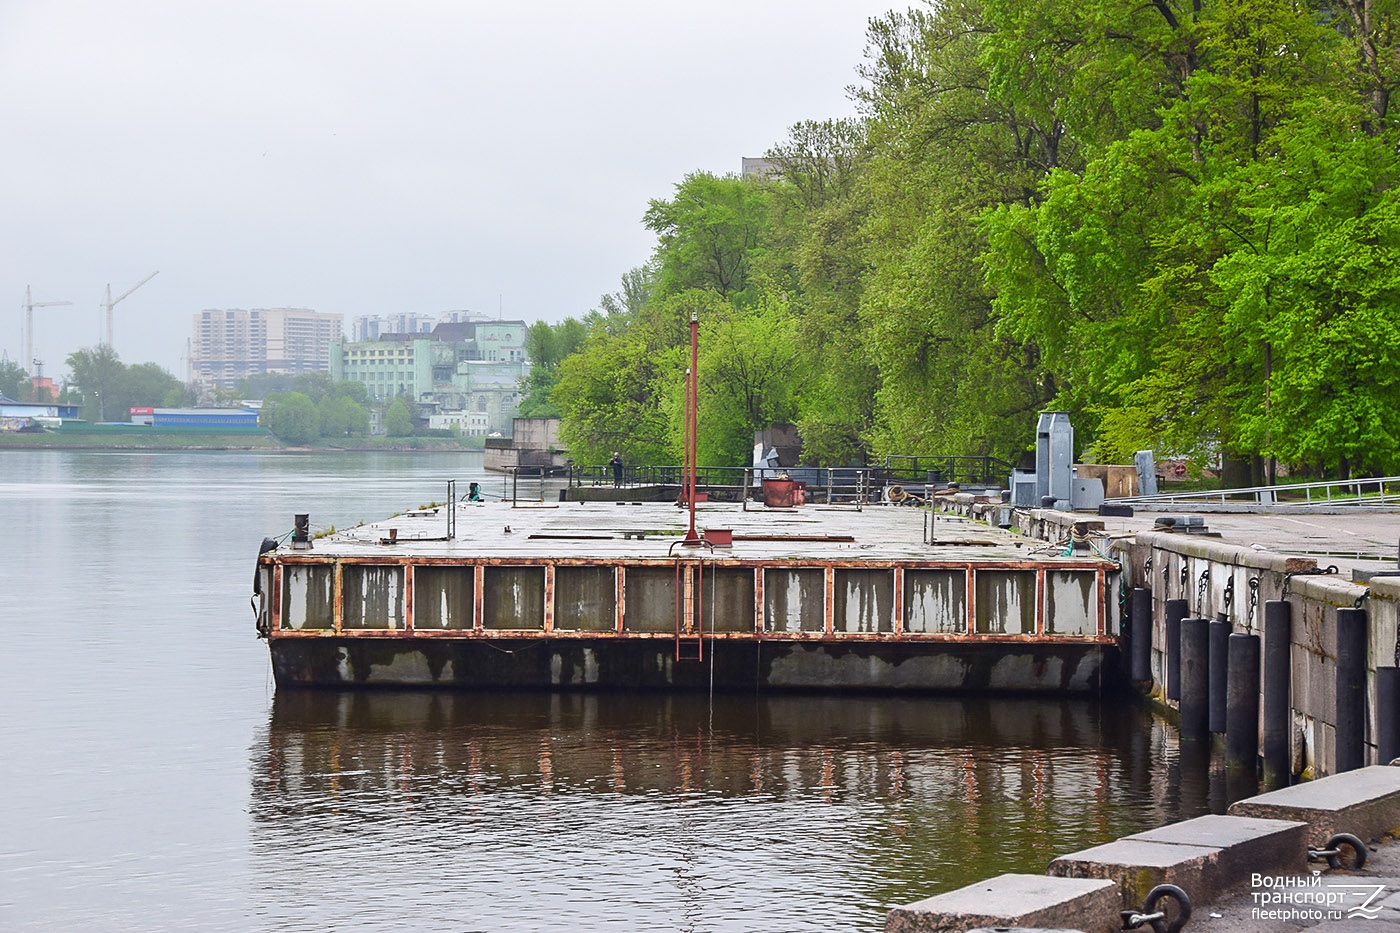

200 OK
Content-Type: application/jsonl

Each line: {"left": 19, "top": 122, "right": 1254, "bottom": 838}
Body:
{"left": 1164, "top": 597, "right": 1188, "bottom": 701}
{"left": 682, "top": 311, "right": 700, "bottom": 545}
{"left": 1226, "top": 632, "right": 1261, "bottom": 768}
{"left": 1335, "top": 606, "right": 1368, "bottom": 772}
{"left": 1179, "top": 616, "right": 1210, "bottom": 737}
{"left": 1262, "top": 600, "right": 1292, "bottom": 787}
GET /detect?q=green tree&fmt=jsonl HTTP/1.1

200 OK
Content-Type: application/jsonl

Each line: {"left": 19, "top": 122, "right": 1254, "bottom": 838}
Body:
{"left": 123, "top": 362, "right": 184, "bottom": 410}
{"left": 333, "top": 378, "right": 368, "bottom": 405}
{"left": 554, "top": 323, "right": 679, "bottom": 465}
{"left": 384, "top": 397, "right": 415, "bottom": 437}
{"left": 0, "top": 358, "right": 30, "bottom": 400}
{"left": 263, "top": 392, "right": 319, "bottom": 444}
{"left": 292, "top": 371, "right": 336, "bottom": 403}
{"left": 66, "top": 345, "right": 126, "bottom": 422}
{"left": 543, "top": 0, "right": 1400, "bottom": 478}
{"left": 518, "top": 317, "right": 589, "bottom": 417}
{"left": 64, "top": 347, "right": 186, "bottom": 421}
{"left": 765, "top": 118, "right": 875, "bottom": 463}
{"left": 236, "top": 373, "right": 299, "bottom": 398}
{"left": 318, "top": 394, "right": 349, "bottom": 438}
{"left": 981, "top": 0, "right": 1381, "bottom": 476}
{"left": 1202, "top": 121, "right": 1400, "bottom": 476}
{"left": 695, "top": 294, "right": 800, "bottom": 466}
{"left": 853, "top": 2, "right": 1056, "bottom": 460}
{"left": 643, "top": 172, "right": 774, "bottom": 306}
{"left": 317, "top": 394, "right": 369, "bottom": 438}
{"left": 600, "top": 266, "right": 654, "bottom": 317}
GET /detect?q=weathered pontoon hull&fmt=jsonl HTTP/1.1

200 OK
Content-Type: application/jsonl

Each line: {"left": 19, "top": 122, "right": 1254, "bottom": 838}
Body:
{"left": 270, "top": 637, "right": 1113, "bottom": 692}
{"left": 257, "top": 501, "right": 1123, "bottom": 694}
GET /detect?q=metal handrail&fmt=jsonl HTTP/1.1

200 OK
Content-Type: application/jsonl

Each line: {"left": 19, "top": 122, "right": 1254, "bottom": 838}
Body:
{"left": 570, "top": 457, "right": 1013, "bottom": 492}
{"left": 881, "top": 454, "right": 1016, "bottom": 486}
{"left": 1109, "top": 475, "right": 1400, "bottom": 508}
{"left": 570, "top": 463, "right": 881, "bottom": 504}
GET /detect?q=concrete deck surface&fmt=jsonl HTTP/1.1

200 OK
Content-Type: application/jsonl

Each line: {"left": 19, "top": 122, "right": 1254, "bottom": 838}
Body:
{"left": 1079, "top": 510, "right": 1400, "bottom": 577}
{"left": 307, "top": 498, "right": 1105, "bottom": 565}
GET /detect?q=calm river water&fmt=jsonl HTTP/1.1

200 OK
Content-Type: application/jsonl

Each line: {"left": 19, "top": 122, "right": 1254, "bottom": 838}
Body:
{"left": 1, "top": 450, "right": 1222, "bottom": 931}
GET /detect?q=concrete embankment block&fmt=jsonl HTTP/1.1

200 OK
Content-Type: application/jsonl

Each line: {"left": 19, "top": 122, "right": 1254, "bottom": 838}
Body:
{"left": 1047, "top": 838, "right": 1218, "bottom": 910}
{"left": 1125, "top": 814, "right": 1309, "bottom": 894}
{"left": 1048, "top": 814, "right": 1310, "bottom": 912}
{"left": 1228, "top": 764, "right": 1400, "bottom": 844}
{"left": 884, "top": 873, "right": 1118, "bottom": 933}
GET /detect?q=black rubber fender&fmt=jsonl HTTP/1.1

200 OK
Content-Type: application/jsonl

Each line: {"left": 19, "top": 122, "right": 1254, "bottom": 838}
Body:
{"left": 253, "top": 536, "right": 279, "bottom": 594}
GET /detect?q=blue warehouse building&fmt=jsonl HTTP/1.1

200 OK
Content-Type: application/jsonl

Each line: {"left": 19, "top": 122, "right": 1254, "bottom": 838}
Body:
{"left": 130, "top": 407, "right": 263, "bottom": 430}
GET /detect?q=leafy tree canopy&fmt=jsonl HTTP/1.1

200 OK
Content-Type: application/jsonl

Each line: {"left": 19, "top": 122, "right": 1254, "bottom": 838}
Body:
{"left": 384, "top": 397, "right": 415, "bottom": 437}
{"left": 262, "top": 392, "right": 319, "bottom": 445}
{"left": 65, "top": 346, "right": 186, "bottom": 422}
{"left": 644, "top": 173, "right": 774, "bottom": 307}
{"left": 0, "top": 358, "right": 32, "bottom": 400}
{"left": 538, "top": 0, "right": 1400, "bottom": 480}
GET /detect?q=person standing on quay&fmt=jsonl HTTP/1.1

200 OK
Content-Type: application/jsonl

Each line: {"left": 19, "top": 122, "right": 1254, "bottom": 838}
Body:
{"left": 609, "top": 452, "right": 623, "bottom": 487}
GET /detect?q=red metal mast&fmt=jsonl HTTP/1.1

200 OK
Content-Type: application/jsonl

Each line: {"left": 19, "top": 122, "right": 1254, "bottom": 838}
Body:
{"left": 682, "top": 310, "right": 701, "bottom": 545}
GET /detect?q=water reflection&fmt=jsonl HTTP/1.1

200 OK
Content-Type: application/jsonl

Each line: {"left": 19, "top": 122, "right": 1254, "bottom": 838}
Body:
{"left": 251, "top": 692, "right": 1215, "bottom": 931}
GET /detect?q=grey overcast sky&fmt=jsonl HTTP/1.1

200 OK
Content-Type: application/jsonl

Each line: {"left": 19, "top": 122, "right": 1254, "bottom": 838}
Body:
{"left": 0, "top": 0, "right": 896, "bottom": 381}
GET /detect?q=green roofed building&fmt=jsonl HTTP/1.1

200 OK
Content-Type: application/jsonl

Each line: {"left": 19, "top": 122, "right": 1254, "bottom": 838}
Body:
{"left": 329, "top": 319, "right": 530, "bottom": 434}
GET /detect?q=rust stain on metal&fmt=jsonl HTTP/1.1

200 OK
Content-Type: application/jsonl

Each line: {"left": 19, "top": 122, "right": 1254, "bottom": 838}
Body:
{"left": 259, "top": 502, "right": 1122, "bottom": 659}
{"left": 732, "top": 534, "right": 855, "bottom": 543}
{"left": 332, "top": 563, "right": 344, "bottom": 635}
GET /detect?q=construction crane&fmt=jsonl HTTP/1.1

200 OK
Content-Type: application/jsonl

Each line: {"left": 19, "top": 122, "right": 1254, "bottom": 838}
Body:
{"left": 24, "top": 285, "right": 73, "bottom": 378}
{"left": 103, "top": 271, "right": 158, "bottom": 350}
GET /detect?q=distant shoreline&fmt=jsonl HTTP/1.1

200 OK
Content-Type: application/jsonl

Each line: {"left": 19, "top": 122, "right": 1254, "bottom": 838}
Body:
{"left": 0, "top": 433, "right": 485, "bottom": 453}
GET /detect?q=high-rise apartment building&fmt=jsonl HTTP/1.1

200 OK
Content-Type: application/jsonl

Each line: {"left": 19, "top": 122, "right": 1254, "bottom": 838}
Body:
{"left": 352, "top": 313, "right": 436, "bottom": 342}
{"left": 188, "top": 308, "right": 343, "bottom": 390}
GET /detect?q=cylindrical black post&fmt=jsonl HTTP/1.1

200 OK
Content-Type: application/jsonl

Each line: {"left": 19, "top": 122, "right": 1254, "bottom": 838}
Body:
{"left": 1335, "top": 607, "right": 1368, "bottom": 773}
{"left": 1131, "top": 587, "right": 1152, "bottom": 681}
{"left": 1227, "top": 633, "right": 1261, "bottom": 766}
{"left": 1180, "top": 617, "right": 1210, "bottom": 737}
{"left": 1262, "top": 600, "right": 1293, "bottom": 787}
{"left": 1209, "top": 614, "right": 1230, "bottom": 734}
{"left": 1379, "top": 667, "right": 1400, "bottom": 766}
{"left": 1165, "top": 598, "right": 1188, "bottom": 700}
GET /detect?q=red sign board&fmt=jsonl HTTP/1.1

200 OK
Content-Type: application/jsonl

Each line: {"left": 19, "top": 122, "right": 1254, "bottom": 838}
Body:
{"left": 130, "top": 407, "right": 154, "bottom": 415}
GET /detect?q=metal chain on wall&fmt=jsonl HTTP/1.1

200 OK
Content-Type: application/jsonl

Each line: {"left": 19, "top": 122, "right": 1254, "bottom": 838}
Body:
{"left": 1282, "top": 565, "right": 1339, "bottom": 596}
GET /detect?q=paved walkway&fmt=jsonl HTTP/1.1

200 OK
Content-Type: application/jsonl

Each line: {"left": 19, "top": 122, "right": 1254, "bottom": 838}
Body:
{"left": 1196, "top": 836, "right": 1400, "bottom": 931}
{"left": 1086, "top": 510, "right": 1400, "bottom": 578}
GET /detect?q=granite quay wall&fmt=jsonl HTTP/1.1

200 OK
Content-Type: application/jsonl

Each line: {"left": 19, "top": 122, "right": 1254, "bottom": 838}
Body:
{"left": 1006, "top": 505, "right": 1400, "bottom": 779}
{"left": 888, "top": 765, "right": 1400, "bottom": 931}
